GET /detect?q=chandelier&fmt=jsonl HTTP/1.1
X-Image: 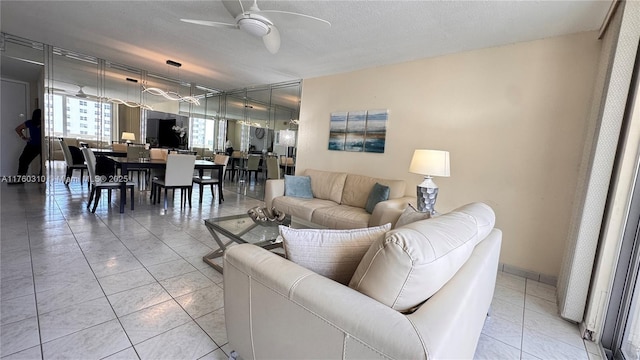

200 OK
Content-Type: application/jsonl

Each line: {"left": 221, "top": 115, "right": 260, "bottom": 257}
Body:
{"left": 142, "top": 60, "right": 200, "bottom": 105}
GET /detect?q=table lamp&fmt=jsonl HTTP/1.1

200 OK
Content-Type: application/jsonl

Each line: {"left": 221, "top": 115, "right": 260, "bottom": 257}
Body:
{"left": 409, "top": 149, "right": 450, "bottom": 214}
{"left": 121, "top": 132, "right": 136, "bottom": 143}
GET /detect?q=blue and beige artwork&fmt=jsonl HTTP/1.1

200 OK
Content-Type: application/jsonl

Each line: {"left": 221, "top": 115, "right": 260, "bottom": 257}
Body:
{"left": 328, "top": 112, "right": 347, "bottom": 150}
{"left": 328, "top": 109, "right": 387, "bottom": 153}
{"left": 363, "top": 110, "right": 387, "bottom": 153}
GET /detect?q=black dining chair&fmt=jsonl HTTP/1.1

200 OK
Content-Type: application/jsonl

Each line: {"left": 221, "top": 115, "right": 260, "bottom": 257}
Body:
{"left": 81, "top": 147, "right": 135, "bottom": 213}
{"left": 57, "top": 138, "right": 87, "bottom": 187}
{"left": 193, "top": 154, "right": 228, "bottom": 204}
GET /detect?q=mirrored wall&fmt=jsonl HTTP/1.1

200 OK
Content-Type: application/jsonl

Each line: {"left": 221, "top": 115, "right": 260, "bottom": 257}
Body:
{"left": 1, "top": 32, "right": 301, "bottom": 200}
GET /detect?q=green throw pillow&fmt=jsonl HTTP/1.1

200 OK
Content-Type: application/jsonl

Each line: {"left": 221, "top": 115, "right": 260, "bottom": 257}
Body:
{"left": 284, "top": 175, "right": 313, "bottom": 199}
{"left": 365, "top": 182, "right": 390, "bottom": 214}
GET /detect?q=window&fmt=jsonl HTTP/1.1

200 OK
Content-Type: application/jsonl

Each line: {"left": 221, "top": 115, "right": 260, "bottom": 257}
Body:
{"left": 45, "top": 94, "right": 113, "bottom": 141}
{"left": 189, "top": 117, "right": 216, "bottom": 150}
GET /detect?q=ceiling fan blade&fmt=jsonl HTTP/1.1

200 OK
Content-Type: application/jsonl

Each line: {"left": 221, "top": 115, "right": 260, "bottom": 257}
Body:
{"left": 180, "top": 19, "right": 238, "bottom": 29}
{"left": 252, "top": 10, "right": 331, "bottom": 29}
{"left": 222, "top": 0, "right": 244, "bottom": 18}
{"left": 263, "top": 25, "right": 280, "bottom": 54}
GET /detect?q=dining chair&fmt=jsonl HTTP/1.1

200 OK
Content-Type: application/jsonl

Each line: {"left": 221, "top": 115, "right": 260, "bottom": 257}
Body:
{"left": 147, "top": 148, "right": 169, "bottom": 199}
{"left": 280, "top": 156, "right": 295, "bottom": 176}
{"left": 266, "top": 156, "right": 280, "bottom": 180}
{"left": 81, "top": 147, "right": 135, "bottom": 213}
{"left": 226, "top": 150, "right": 243, "bottom": 181}
{"left": 239, "top": 155, "right": 261, "bottom": 183}
{"left": 112, "top": 143, "right": 128, "bottom": 152}
{"left": 149, "top": 148, "right": 169, "bottom": 161}
{"left": 57, "top": 138, "right": 87, "bottom": 187}
{"left": 126, "top": 145, "right": 149, "bottom": 187}
{"left": 192, "top": 154, "right": 229, "bottom": 204}
{"left": 151, "top": 154, "right": 196, "bottom": 211}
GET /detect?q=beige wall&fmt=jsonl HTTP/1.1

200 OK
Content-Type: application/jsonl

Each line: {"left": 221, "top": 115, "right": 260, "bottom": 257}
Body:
{"left": 296, "top": 31, "right": 602, "bottom": 277}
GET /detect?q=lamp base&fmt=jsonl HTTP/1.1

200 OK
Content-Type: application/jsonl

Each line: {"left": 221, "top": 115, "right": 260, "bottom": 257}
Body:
{"left": 416, "top": 176, "right": 439, "bottom": 214}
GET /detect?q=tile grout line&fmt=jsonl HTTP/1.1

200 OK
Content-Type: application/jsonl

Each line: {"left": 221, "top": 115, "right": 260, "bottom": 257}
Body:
{"left": 24, "top": 201, "right": 45, "bottom": 360}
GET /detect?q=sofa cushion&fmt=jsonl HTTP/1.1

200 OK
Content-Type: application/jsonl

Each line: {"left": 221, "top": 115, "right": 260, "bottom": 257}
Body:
{"left": 273, "top": 197, "right": 338, "bottom": 222}
{"left": 365, "top": 183, "right": 390, "bottom": 214}
{"left": 341, "top": 174, "right": 406, "bottom": 208}
{"left": 349, "top": 202, "right": 495, "bottom": 312}
{"left": 303, "top": 169, "right": 347, "bottom": 203}
{"left": 395, "top": 204, "right": 431, "bottom": 228}
{"left": 280, "top": 223, "right": 391, "bottom": 285}
{"left": 284, "top": 175, "right": 313, "bottom": 199}
{"left": 311, "top": 205, "right": 371, "bottom": 230}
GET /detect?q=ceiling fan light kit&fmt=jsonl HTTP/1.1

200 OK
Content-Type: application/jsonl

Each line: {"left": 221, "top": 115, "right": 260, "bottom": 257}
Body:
{"left": 180, "top": 0, "right": 330, "bottom": 54}
{"left": 238, "top": 15, "right": 271, "bottom": 37}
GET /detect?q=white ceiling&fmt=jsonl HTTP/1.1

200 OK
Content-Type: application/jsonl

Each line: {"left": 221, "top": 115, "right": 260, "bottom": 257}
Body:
{"left": 1, "top": 0, "right": 613, "bottom": 93}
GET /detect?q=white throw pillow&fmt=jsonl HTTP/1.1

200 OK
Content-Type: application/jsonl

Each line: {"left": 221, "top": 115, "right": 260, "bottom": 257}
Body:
{"left": 279, "top": 223, "right": 391, "bottom": 285}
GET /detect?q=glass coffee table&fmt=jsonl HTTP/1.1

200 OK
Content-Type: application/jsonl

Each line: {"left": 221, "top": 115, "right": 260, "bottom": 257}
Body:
{"left": 202, "top": 213, "right": 322, "bottom": 272}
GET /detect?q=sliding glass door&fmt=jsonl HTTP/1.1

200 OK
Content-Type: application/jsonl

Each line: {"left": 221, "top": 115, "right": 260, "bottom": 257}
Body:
{"left": 622, "top": 263, "right": 640, "bottom": 359}
{"left": 602, "top": 40, "right": 640, "bottom": 360}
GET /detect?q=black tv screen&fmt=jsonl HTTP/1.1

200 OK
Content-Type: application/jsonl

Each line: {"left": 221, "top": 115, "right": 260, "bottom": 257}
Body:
{"left": 157, "top": 119, "right": 179, "bottom": 148}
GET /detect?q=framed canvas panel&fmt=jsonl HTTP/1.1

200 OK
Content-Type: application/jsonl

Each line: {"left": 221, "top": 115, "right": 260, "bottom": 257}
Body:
{"left": 345, "top": 110, "right": 366, "bottom": 152}
{"left": 364, "top": 109, "right": 387, "bottom": 153}
{"left": 328, "top": 111, "right": 347, "bottom": 151}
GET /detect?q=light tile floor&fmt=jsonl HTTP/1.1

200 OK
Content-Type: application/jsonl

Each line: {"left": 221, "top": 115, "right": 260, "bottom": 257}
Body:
{"left": 475, "top": 272, "right": 604, "bottom": 360}
{"left": 0, "top": 165, "right": 604, "bottom": 359}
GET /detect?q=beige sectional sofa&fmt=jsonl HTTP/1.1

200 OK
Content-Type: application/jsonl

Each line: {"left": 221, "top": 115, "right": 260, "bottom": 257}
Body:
{"left": 49, "top": 137, "right": 110, "bottom": 161}
{"left": 192, "top": 147, "right": 215, "bottom": 159}
{"left": 224, "top": 202, "right": 502, "bottom": 359}
{"left": 264, "top": 169, "right": 414, "bottom": 229}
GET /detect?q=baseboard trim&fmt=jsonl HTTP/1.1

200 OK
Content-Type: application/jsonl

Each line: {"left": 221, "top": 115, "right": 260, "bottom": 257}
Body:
{"left": 499, "top": 263, "right": 558, "bottom": 287}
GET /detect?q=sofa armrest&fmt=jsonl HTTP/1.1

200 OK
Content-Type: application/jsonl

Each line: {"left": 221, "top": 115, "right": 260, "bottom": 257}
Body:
{"left": 407, "top": 229, "right": 502, "bottom": 359}
{"left": 264, "top": 179, "right": 285, "bottom": 209}
{"left": 224, "top": 244, "right": 426, "bottom": 359}
{"left": 369, "top": 196, "right": 414, "bottom": 227}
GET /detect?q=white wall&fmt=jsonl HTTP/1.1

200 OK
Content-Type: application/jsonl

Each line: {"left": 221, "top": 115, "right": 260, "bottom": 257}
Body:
{"left": 296, "top": 31, "right": 602, "bottom": 278}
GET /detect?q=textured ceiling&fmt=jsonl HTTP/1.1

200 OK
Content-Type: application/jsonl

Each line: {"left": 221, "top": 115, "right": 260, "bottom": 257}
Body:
{"left": 1, "top": 0, "right": 612, "bottom": 93}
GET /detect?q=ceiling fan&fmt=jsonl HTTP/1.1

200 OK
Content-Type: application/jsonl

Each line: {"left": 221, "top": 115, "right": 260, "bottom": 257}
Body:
{"left": 50, "top": 84, "right": 94, "bottom": 99}
{"left": 75, "top": 85, "right": 88, "bottom": 98}
{"left": 180, "top": 0, "right": 331, "bottom": 54}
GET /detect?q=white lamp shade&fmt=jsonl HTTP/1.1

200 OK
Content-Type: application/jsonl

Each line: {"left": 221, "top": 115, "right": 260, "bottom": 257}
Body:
{"left": 279, "top": 129, "right": 296, "bottom": 147}
{"left": 121, "top": 132, "right": 136, "bottom": 141}
{"left": 409, "top": 149, "right": 450, "bottom": 177}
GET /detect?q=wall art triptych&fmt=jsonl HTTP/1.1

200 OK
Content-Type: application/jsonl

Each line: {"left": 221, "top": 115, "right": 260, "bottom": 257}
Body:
{"left": 328, "top": 109, "right": 388, "bottom": 153}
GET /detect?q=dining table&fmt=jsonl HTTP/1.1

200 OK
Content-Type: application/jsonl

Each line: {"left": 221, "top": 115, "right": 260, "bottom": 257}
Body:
{"left": 86, "top": 147, "right": 128, "bottom": 157}
{"left": 104, "top": 157, "right": 225, "bottom": 213}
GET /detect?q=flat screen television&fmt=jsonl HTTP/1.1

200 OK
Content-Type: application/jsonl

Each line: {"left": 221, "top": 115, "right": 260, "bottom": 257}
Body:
{"left": 157, "top": 119, "right": 179, "bottom": 148}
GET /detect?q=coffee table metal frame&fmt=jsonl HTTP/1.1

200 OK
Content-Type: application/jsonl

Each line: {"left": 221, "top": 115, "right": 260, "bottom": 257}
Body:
{"left": 202, "top": 214, "right": 319, "bottom": 273}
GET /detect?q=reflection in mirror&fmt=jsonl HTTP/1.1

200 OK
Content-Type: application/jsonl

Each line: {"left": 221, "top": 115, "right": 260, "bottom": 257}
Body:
{"left": 0, "top": 34, "right": 45, "bottom": 179}
{"left": 105, "top": 62, "right": 144, "bottom": 145}
{"left": 221, "top": 81, "right": 301, "bottom": 200}
{"left": 1, "top": 32, "right": 301, "bottom": 202}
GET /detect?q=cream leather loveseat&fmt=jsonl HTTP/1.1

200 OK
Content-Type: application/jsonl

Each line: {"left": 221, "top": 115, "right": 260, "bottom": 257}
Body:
{"left": 264, "top": 169, "right": 414, "bottom": 229}
{"left": 224, "top": 202, "right": 502, "bottom": 359}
